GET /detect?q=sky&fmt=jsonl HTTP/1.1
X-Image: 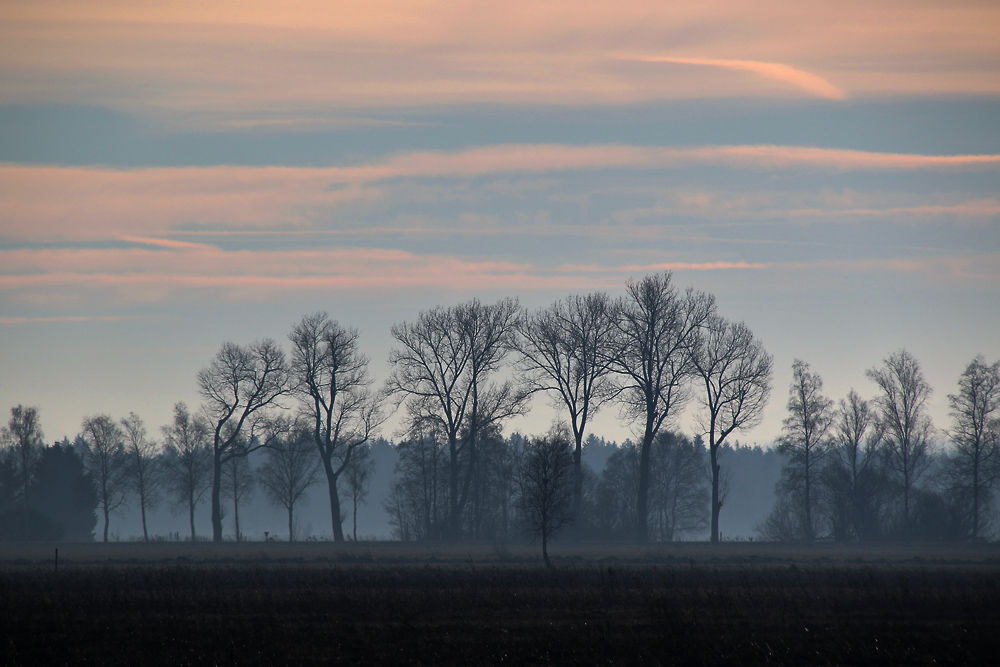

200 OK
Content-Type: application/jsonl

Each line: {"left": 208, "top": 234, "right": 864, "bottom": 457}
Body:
{"left": 2, "top": 0, "right": 999, "bottom": 449}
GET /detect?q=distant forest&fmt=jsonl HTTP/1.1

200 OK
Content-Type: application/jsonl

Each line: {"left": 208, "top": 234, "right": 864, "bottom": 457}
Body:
{"left": 2, "top": 272, "right": 998, "bottom": 545}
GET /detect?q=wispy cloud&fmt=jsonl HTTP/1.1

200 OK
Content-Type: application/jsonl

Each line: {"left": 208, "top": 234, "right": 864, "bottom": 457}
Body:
{"left": 623, "top": 55, "right": 847, "bottom": 100}
{"left": 3, "top": 145, "right": 997, "bottom": 240}
{"left": 2, "top": 1, "right": 999, "bottom": 116}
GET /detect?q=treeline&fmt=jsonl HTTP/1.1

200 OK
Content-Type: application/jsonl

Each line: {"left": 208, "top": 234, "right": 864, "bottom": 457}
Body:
{"left": 761, "top": 353, "right": 1000, "bottom": 542}
{"left": 2, "top": 272, "right": 998, "bottom": 544}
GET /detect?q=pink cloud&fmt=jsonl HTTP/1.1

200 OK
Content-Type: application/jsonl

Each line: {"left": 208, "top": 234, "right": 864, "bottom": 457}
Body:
{"left": 624, "top": 55, "right": 847, "bottom": 100}
{"left": 3, "top": 145, "right": 997, "bottom": 241}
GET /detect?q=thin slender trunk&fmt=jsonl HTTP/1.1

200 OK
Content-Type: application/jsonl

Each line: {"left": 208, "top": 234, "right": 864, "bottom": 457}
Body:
{"left": 327, "top": 473, "right": 345, "bottom": 542}
{"left": 449, "top": 433, "right": 460, "bottom": 539}
{"left": 710, "top": 428, "right": 721, "bottom": 543}
{"left": 234, "top": 497, "right": 241, "bottom": 542}
{"left": 804, "top": 455, "right": 812, "bottom": 541}
{"left": 189, "top": 497, "right": 196, "bottom": 542}
{"left": 288, "top": 507, "right": 294, "bottom": 542}
{"left": 972, "top": 450, "right": 980, "bottom": 540}
{"left": 102, "top": 506, "right": 110, "bottom": 543}
{"left": 635, "top": 419, "right": 654, "bottom": 544}
{"left": 353, "top": 498, "right": 358, "bottom": 541}
{"left": 571, "top": 432, "right": 583, "bottom": 540}
{"left": 211, "top": 449, "right": 224, "bottom": 542}
{"left": 140, "top": 500, "right": 149, "bottom": 543}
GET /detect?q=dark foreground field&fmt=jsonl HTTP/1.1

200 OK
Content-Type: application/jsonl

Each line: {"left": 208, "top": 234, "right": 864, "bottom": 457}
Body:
{"left": 2, "top": 543, "right": 999, "bottom": 665}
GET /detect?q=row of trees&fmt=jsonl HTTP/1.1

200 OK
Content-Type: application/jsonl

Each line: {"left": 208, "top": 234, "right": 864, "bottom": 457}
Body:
{"left": 3, "top": 271, "right": 997, "bottom": 544}
{"left": 0, "top": 404, "right": 375, "bottom": 543}
{"left": 765, "top": 353, "right": 1000, "bottom": 541}
{"left": 385, "top": 273, "right": 771, "bottom": 543}
{"left": 121, "top": 271, "right": 764, "bottom": 544}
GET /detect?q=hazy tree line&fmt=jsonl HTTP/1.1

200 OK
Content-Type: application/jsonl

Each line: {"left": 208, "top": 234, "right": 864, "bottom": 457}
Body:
{"left": 761, "top": 353, "right": 1000, "bottom": 542}
{"left": 2, "top": 272, "right": 998, "bottom": 544}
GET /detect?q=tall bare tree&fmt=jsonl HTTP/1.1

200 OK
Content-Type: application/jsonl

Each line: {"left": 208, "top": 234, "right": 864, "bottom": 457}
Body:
{"left": 691, "top": 315, "right": 772, "bottom": 543}
{"left": 1, "top": 405, "right": 44, "bottom": 540}
{"left": 947, "top": 355, "right": 1000, "bottom": 539}
{"left": 257, "top": 428, "right": 321, "bottom": 542}
{"left": 80, "top": 414, "right": 129, "bottom": 542}
{"left": 867, "top": 349, "right": 934, "bottom": 535}
{"left": 776, "top": 359, "right": 833, "bottom": 541}
{"left": 120, "top": 412, "right": 162, "bottom": 543}
{"left": 825, "top": 390, "right": 887, "bottom": 541}
{"left": 388, "top": 298, "right": 529, "bottom": 539}
{"left": 162, "top": 402, "right": 212, "bottom": 541}
{"left": 612, "top": 273, "right": 714, "bottom": 542}
{"left": 516, "top": 292, "right": 619, "bottom": 535}
{"left": 289, "top": 313, "right": 382, "bottom": 541}
{"left": 199, "top": 339, "right": 290, "bottom": 542}
{"left": 518, "top": 426, "right": 574, "bottom": 567}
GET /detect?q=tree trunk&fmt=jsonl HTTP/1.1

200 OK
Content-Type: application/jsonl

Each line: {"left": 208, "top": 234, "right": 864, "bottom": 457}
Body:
{"left": 571, "top": 432, "right": 583, "bottom": 540}
{"left": 635, "top": 421, "right": 654, "bottom": 544}
{"left": 189, "top": 498, "right": 196, "bottom": 542}
{"left": 234, "top": 497, "right": 241, "bottom": 543}
{"left": 102, "top": 506, "right": 110, "bottom": 543}
{"left": 211, "top": 451, "right": 224, "bottom": 542}
{"left": 972, "top": 451, "right": 980, "bottom": 540}
{"left": 288, "top": 507, "right": 294, "bottom": 542}
{"left": 710, "top": 439, "right": 720, "bottom": 543}
{"left": 449, "top": 433, "right": 460, "bottom": 539}
{"left": 353, "top": 498, "right": 358, "bottom": 541}
{"left": 322, "top": 454, "right": 346, "bottom": 542}
{"left": 140, "top": 500, "right": 149, "bottom": 543}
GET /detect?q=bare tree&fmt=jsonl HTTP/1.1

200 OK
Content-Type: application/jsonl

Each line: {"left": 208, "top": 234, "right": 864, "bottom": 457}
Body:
{"left": 162, "top": 402, "right": 212, "bottom": 541}
{"left": 289, "top": 313, "right": 383, "bottom": 542}
{"left": 257, "top": 428, "right": 321, "bottom": 541}
{"left": 341, "top": 443, "right": 374, "bottom": 540}
{"left": 120, "top": 412, "right": 162, "bottom": 543}
{"left": 518, "top": 426, "right": 574, "bottom": 567}
{"left": 388, "top": 298, "right": 529, "bottom": 539}
{"left": 1, "top": 405, "right": 44, "bottom": 540}
{"left": 199, "top": 339, "right": 290, "bottom": 542}
{"left": 947, "top": 355, "right": 1000, "bottom": 539}
{"left": 824, "top": 390, "right": 888, "bottom": 541}
{"left": 691, "top": 315, "right": 772, "bottom": 543}
{"left": 776, "top": 359, "right": 834, "bottom": 541}
{"left": 80, "top": 414, "right": 129, "bottom": 542}
{"left": 867, "top": 349, "right": 935, "bottom": 535}
{"left": 612, "top": 273, "right": 714, "bottom": 542}
{"left": 221, "top": 451, "right": 256, "bottom": 542}
{"left": 516, "top": 292, "right": 619, "bottom": 536}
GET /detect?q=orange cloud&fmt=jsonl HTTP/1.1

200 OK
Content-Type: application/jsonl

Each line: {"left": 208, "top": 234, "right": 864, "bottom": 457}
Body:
{"left": 624, "top": 56, "right": 847, "bottom": 100}
{"left": 2, "top": 1, "right": 999, "bottom": 115}
{"left": 3, "top": 145, "right": 998, "bottom": 240}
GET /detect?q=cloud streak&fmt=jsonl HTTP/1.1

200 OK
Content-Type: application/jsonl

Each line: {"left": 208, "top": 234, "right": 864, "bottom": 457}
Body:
{"left": 3, "top": 0, "right": 999, "bottom": 114}
{"left": 624, "top": 55, "right": 847, "bottom": 100}
{"left": 3, "top": 145, "right": 998, "bottom": 240}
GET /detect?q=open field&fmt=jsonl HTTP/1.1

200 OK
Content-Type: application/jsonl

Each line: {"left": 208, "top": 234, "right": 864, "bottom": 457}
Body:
{"left": 3, "top": 539, "right": 1000, "bottom": 566}
{"left": 2, "top": 542, "right": 999, "bottom": 665}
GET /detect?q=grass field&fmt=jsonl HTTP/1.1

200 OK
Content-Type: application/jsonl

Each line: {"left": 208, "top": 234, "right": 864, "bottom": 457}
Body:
{"left": 2, "top": 542, "right": 999, "bottom": 665}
